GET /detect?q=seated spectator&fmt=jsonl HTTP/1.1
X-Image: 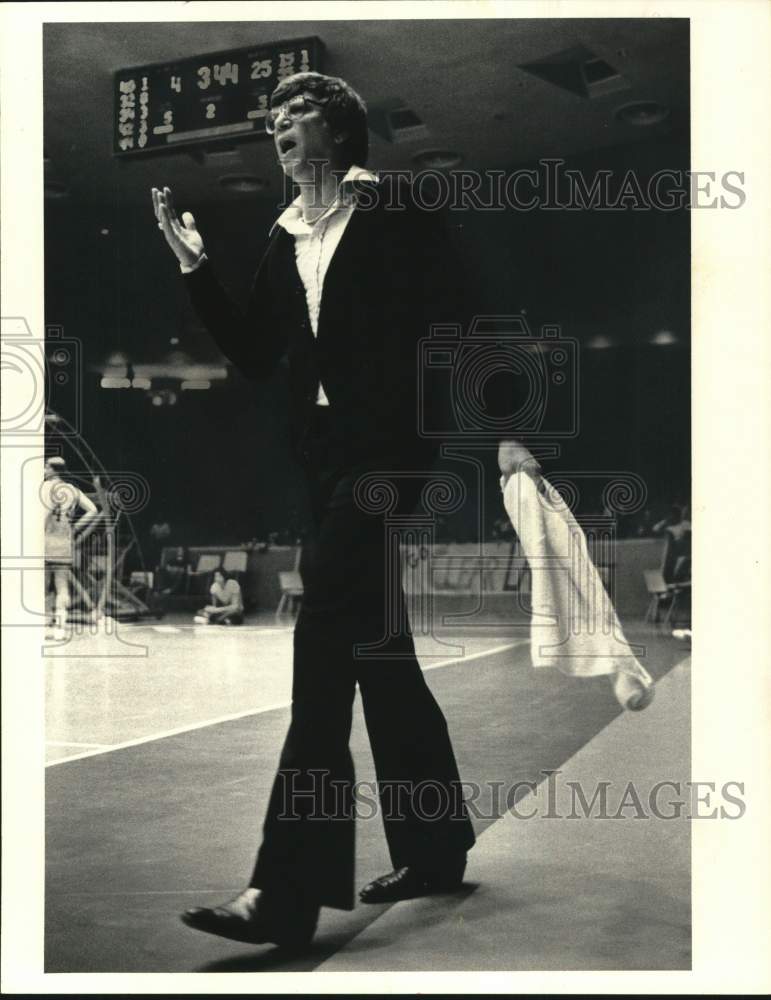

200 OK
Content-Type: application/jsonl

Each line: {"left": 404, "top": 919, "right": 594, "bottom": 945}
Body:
{"left": 194, "top": 568, "right": 244, "bottom": 626}
{"left": 652, "top": 503, "right": 691, "bottom": 538}
{"left": 653, "top": 504, "right": 692, "bottom": 584}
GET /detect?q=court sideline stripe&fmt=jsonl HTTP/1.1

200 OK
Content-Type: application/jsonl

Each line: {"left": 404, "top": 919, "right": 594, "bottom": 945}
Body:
{"left": 45, "top": 641, "right": 528, "bottom": 768}
{"left": 314, "top": 653, "right": 692, "bottom": 972}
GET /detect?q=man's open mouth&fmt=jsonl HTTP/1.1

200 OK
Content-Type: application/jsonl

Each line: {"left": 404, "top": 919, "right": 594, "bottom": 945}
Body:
{"left": 278, "top": 138, "right": 297, "bottom": 155}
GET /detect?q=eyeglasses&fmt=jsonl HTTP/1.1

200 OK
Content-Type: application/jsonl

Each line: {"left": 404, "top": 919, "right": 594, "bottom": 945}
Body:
{"left": 265, "top": 95, "right": 327, "bottom": 134}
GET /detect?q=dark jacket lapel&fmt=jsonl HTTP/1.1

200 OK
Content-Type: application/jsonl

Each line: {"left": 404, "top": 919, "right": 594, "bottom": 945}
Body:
{"left": 315, "top": 184, "right": 381, "bottom": 337}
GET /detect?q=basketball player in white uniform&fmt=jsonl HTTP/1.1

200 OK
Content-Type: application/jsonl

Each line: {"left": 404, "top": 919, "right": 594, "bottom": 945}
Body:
{"left": 42, "top": 457, "right": 98, "bottom": 639}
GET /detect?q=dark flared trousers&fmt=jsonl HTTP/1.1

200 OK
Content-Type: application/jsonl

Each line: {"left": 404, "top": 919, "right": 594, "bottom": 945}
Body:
{"left": 250, "top": 409, "right": 475, "bottom": 909}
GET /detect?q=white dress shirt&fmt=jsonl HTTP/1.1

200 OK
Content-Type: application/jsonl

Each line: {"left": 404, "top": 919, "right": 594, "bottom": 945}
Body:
{"left": 182, "top": 165, "right": 378, "bottom": 407}
{"left": 271, "top": 165, "right": 377, "bottom": 405}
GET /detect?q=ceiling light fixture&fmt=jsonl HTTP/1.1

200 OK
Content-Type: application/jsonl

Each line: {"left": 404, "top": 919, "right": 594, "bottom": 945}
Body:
{"left": 587, "top": 334, "right": 615, "bottom": 349}
{"left": 615, "top": 101, "right": 670, "bottom": 126}
{"left": 411, "top": 149, "right": 463, "bottom": 170}
{"left": 369, "top": 100, "right": 429, "bottom": 144}
{"left": 519, "top": 44, "right": 629, "bottom": 99}
{"left": 218, "top": 174, "right": 267, "bottom": 193}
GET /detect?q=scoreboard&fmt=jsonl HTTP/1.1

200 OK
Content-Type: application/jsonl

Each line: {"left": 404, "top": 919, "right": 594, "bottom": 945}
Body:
{"left": 113, "top": 37, "right": 323, "bottom": 156}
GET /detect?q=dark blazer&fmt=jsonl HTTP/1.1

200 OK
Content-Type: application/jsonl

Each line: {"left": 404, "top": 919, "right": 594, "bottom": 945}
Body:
{"left": 183, "top": 175, "right": 463, "bottom": 471}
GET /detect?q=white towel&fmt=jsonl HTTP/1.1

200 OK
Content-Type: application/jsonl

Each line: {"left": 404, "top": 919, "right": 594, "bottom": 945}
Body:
{"left": 500, "top": 470, "right": 653, "bottom": 692}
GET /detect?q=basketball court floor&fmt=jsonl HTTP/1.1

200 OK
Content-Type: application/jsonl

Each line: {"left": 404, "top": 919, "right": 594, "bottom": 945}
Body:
{"left": 44, "top": 608, "right": 690, "bottom": 973}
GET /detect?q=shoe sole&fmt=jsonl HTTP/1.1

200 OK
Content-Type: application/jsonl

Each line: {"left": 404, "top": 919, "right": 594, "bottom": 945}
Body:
{"left": 180, "top": 913, "right": 313, "bottom": 950}
{"left": 359, "top": 879, "right": 465, "bottom": 904}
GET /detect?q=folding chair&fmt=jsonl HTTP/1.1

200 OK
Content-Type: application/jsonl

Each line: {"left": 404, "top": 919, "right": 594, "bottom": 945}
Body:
{"left": 643, "top": 568, "right": 690, "bottom": 627}
{"left": 189, "top": 552, "right": 222, "bottom": 597}
{"left": 195, "top": 552, "right": 222, "bottom": 575}
{"left": 223, "top": 550, "right": 248, "bottom": 574}
{"left": 643, "top": 569, "right": 671, "bottom": 624}
{"left": 276, "top": 547, "right": 303, "bottom": 617}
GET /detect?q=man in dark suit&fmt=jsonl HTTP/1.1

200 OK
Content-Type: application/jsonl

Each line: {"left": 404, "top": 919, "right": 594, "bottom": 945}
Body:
{"left": 152, "top": 72, "right": 475, "bottom": 951}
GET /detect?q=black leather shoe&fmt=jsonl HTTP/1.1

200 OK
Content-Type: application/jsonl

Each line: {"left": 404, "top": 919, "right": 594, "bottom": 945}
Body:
{"left": 181, "top": 888, "right": 319, "bottom": 951}
{"left": 359, "top": 858, "right": 467, "bottom": 904}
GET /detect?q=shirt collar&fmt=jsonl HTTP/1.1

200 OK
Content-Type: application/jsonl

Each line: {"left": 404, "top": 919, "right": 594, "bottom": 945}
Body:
{"left": 270, "top": 165, "right": 378, "bottom": 236}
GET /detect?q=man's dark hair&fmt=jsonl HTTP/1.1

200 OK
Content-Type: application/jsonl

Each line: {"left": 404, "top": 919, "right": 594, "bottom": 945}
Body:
{"left": 270, "top": 71, "right": 369, "bottom": 169}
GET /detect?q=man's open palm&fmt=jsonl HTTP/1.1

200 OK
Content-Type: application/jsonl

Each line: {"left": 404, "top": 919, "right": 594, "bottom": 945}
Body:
{"left": 151, "top": 186, "right": 204, "bottom": 268}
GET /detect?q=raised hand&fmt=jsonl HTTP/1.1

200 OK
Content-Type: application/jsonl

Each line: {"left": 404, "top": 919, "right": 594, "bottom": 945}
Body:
{"left": 151, "top": 186, "right": 205, "bottom": 268}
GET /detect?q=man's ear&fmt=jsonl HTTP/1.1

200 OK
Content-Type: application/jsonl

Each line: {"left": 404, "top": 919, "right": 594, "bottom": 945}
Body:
{"left": 333, "top": 131, "right": 349, "bottom": 145}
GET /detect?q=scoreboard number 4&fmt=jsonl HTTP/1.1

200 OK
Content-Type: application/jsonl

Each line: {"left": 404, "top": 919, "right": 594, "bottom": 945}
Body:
{"left": 198, "top": 62, "right": 239, "bottom": 90}
{"left": 115, "top": 38, "right": 322, "bottom": 155}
